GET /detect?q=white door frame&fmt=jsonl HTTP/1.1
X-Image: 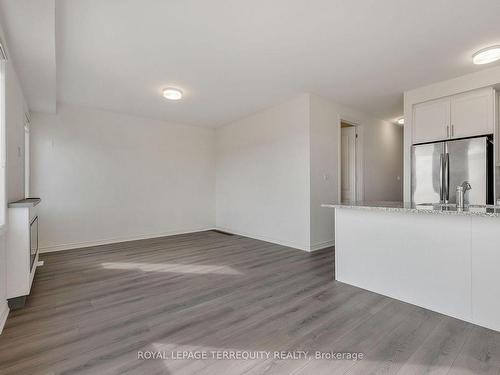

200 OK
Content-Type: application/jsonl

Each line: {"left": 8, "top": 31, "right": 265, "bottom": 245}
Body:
{"left": 340, "top": 125, "right": 357, "bottom": 202}
{"left": 337, "top": 117, "right": 364, "bottom": 203}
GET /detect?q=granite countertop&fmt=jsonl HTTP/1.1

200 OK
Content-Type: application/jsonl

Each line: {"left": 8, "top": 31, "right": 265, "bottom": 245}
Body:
{"left": 321, "top": 201, "right": 500, "bottom": 218}
{"left": 8, "top": 198, "right": 41, "bottom": 208}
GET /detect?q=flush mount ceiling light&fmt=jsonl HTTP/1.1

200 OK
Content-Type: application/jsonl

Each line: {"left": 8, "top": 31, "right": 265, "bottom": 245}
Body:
{"left": 162, "top": 87, "right": 183, "bottom": 100}
{"left": 472, "top": 46, "right": 500, "bottom": 65}
{"left": 397, "top": 118, "right": 405, "bottom": 125}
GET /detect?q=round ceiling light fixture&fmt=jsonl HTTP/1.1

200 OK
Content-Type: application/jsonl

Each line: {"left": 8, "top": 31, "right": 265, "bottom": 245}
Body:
{"left": 162, "top": 87, "right": 183, "bottom": 100}
{"left": 472, "top": 45, "right": 500, "bottom": 65}
{"left": 397, "top": 118, "right": 405, "bottom": 125}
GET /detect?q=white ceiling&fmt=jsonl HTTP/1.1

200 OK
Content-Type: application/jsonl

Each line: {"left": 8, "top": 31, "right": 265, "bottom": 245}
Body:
{"left": 0, "top": 0, "right": 56, "bottom": 113}
{"left": 2, "top": 0, "right": 500, "bottom": 126}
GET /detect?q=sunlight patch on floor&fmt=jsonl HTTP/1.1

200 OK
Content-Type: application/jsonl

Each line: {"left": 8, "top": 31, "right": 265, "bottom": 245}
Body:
{"left": 101, "top": 262, "right": 242, "bottom": 275}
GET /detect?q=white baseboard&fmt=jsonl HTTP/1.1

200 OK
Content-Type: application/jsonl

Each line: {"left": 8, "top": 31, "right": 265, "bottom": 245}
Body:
{"left": 309, "top": 239, "right": 335, "bottom": 252}
{"left": 0, "top": 303, "right": 9, "bottom": 334}
{"left": 215, "top": 227, "right": 309, "bottom": 251}
{"left": 39, "top": 226, "right": 330, "bottom": 254}
{"left": 39, "top": 227, "right": 216, "bottom": 253}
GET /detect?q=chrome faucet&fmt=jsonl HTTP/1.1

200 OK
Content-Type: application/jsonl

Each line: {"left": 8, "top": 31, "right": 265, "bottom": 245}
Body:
{"left": 456, "top": 181, "right": 471, "bottom": 209}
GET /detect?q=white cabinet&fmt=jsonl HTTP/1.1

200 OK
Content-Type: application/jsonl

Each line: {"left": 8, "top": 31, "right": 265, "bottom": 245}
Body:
{"left": 451, "top": 88, "right": 494, "bottom": 139}
{"left": 6, "top": 198, "right": 41, "bottom": 309}
{"left": 413, "top": 98, "right": 450, "bottom": 144}
{"left": 412, "top": 88, "right": 495, "bottom": 145}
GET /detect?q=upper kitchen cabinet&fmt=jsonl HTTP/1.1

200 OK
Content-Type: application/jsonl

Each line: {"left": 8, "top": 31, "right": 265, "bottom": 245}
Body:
{"left": 412, "top": 98, "right": 450, "bottom": 144}
{"left": 412, "top": 87, "right": 495, "bottom": 145}
{"left": 450, "top": 88, "right": 494, "bottom": 139}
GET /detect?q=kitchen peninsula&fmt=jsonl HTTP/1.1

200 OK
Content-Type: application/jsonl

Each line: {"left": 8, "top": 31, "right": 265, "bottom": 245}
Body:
{"left": 322, "top": 202, "right": 500, "bottom": 332}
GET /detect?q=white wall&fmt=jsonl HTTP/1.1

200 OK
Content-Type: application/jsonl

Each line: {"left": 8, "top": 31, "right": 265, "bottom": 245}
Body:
{"left": 30, "top": 92, "right": 403, "bottom": 256}
{"left": 215, "top": 95, "right": 311, "bottom": 250}
{"left": 363, "top": 118, "right": 404, "bottom": 201}
{"left": 0, "top": 22, "right": 29, "bottom": 332}
{"left": 309, "top": 94, "right": 403, "bottom": 250}
{"left": 216, "top": 93, "right": 403, "bottom": 251}
{"left": 403, "top": 65, "right": 500, "bottom": 201}
{"left": 31, "top": 103, "right": 216, "bottom": 252}
{"left": 5, "top": 58, "right": 27, "bottom": 203}
{"left": 309, "top": 94, "right": 339, "bottom": 250}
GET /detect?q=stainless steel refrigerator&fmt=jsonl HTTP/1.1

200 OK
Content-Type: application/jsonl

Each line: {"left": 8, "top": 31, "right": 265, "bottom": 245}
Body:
{"left": 411, "top": 136, "right": 494, "bottom": 205}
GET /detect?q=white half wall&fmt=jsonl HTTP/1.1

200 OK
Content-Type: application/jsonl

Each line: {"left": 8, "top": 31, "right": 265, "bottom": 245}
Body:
{"left": 30, "top": 103, "right": 216, "bottom": 252}
{"left": 215, "top": 95, "right": 311, "bottom": 250}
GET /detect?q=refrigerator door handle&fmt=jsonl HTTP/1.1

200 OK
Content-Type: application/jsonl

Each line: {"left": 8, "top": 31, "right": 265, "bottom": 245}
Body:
{"left": 444, "top": 153, "right": 450, "bottom": 202}
{"left": 439, "top": 154, "right": 444, "bottom": 202}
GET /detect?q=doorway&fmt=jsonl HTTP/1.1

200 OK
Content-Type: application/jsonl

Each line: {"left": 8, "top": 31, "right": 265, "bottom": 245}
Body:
{"left": 341, "top": 122, "right": 357, "bottom": 202}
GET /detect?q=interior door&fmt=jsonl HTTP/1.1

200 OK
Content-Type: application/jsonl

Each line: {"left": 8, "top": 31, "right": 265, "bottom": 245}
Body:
{"left": 411, "top": 142, "right": 444, "bottom": 204}
{"left": 341, "top": 126, "right": 356, "bottom": 202}
{"left": 413, "top": 98, "right": 450, "bottom": 144}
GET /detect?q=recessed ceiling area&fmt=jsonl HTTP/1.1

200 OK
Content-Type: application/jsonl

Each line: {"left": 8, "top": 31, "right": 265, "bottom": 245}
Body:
{"left": 2, "top": 0, "right": 500, "bottom": 126}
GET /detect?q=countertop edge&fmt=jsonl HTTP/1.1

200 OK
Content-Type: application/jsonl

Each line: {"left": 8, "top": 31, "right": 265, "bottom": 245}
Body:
{"left": 8, "top": 198, "right": 42, "bottom": 208}
{"left": 321, "top": 203, "right": 500, "bottom": 218}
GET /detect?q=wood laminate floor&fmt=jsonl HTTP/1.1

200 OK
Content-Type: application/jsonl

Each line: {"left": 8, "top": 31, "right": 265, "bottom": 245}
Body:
{"left": 0, "top": 230, "right": 499, "bottom": 375}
